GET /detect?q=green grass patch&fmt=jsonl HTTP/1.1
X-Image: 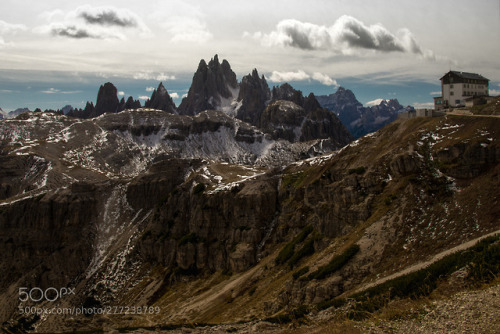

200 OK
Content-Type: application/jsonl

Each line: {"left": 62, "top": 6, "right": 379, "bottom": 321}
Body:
{"left": 288, "top": 238, "right": 315, "bottom": 268}
{"left": 282, "top": 171, "right": 307, "bottom": 188}
{"left": 307, "top": 244, "right": 360, "bottom": 280}
{"left": 275, "top": 225, "right": 314, "bottom": 265}
{"left": 293, "top": 266, "right": 310, "bottom": 280}
{"left": 275, "top": 242, "right": 295, "bottom": 265}
{"left": 348, "top": 166, "right": 366, "bottom": 175}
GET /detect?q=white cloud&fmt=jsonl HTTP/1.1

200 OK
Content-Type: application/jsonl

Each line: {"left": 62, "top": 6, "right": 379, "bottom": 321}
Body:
{"left": 156, "top": 73, "right": 176, "bottom": 81}
{"left": 150, "top": 1, "right": 212, "bottom": 43}
{"left": 312, "top": 72, "right": 339, "bottom": 86}
{"left": 169, "top": 92, "right": 179, "bottom": 99}
{"left": 161, "top": 17, "right": 212, "bottom": 43}
{"left": 366, "top": 98, "right": 386, "bottom": 107}
{"left": 250, "top": 15, "right": 431, "bottom": 57}
{"left": 40, "top": 88, "right": 81, "bottom": 94}
{"left": 0, "top": 20, "right": 27, "bottom": 46}
{"left": 182, "top": 93, "right": 188, "bottom": 99}
{"left": 133, "top": 72, "right": 175, "bottom": 81}
{"left": 118, "top": 91, "right": 125, "bottom": 96}
{"left": 489, "top": 89, "right": 500, "bottom": 96}
{"left": 430, "top": 91, "right": 441, "bottom": 95}
{"left": 145, "top": 86, "right": 155, "bottom": 92}
{"left": 267, "top": 70, "right": 310, "bottom": 83}
{"left": 138, "top": 95, "right": 149, "bottom": 100}
{"left": 0, "top": 20, "right": 27, "bottom": 34}
{"left": 267, "top": 70, "right": 339, "bottom": 86}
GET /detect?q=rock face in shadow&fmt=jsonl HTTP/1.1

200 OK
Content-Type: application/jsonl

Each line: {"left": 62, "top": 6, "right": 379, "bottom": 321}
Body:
{"left": 259, "top": 100, "right": 353, "bottom": 145}
{"left": 271, "top": 83, "right": 305, "bottom": 108}
{"left": 178, "top": 55, "right": 239, "bottom": 115}
{"left": 92, "top": 82, "right": 120, "bottom": 117}
{"left": 145, "top": 82, "right": 177, "bottom": 113}
{"left": 0, "top": 183, "right": 97, "bottom": 321}
{"left": 138, "top": 176, "right": 280, "bottom": 273}
{"left": 236, "top": 69, "right": 271, "bottom": 126}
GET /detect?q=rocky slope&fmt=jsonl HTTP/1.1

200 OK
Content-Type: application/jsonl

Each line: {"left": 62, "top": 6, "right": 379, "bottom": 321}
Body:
{"left": 0, "top": 111, "right": 498, "bottom": 333}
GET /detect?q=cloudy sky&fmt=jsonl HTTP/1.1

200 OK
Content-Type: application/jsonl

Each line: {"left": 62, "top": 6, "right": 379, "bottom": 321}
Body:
{"left": 1, "top": 0, "right": 499, "bottom": 111}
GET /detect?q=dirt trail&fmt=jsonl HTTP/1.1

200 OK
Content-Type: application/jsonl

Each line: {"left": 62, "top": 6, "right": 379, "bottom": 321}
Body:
{"left": 354, "top": 229, "right": 500, "bottom": 294}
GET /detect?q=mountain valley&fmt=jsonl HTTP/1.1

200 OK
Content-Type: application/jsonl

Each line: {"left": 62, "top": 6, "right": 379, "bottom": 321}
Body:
{"left": 0, "top": 56, "right": 499, "bottom": 333}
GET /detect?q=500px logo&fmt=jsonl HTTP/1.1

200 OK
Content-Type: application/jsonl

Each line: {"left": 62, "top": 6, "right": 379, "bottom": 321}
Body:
{"left": 19, "top": 287, "right": 75, "bottom": 303}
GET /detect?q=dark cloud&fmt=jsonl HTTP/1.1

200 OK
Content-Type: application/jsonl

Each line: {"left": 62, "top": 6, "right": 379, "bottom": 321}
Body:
{"left": 338, "top": 17, "right": 405, "bottom": 52}
{"left": 51, "top": 25, "right": 99, "bottom": 39}
{"left": 79, "top": 10, "right": 137, "bottom": 28}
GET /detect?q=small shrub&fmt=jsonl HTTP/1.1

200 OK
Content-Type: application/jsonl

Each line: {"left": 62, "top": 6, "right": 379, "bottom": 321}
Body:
{"left": 275, "top": 242, "right": 295, "bottom": 265}
{"left": 141, "top": 230, "right": 152, "bottom": 240}
{"left": 172, "top": 266, "right": 199, "bottom": 277}
{"left": 348, "top": 166, "right": 366, "bottom": 175}
{"left": 316, "top": 297, "right": 347, "bottom": 311}
{"left": 275, "top": 225, "right": 314, "bottom": 265}
{"left": 293, "top": 225, "right": 314, "bottom": 244}
{"left": 193, "top": 183, "right": 206, "bottom": 195}
{"left": 178, "top": 232, "right": 199, "bottom": 246}
{"left": 293, "top": 266, "right": 310, "bottom": 280}
{"left": 288, "top": 238, "right": 315, "bottom": 268}
{"left": 222, "top": 268, "right": 233, "bottom": 276}
{"left": 308, "top": 244, "right": 360, "bottom": 280}
{"left": 385, "top": 194, "right": 398, "bottom": 206}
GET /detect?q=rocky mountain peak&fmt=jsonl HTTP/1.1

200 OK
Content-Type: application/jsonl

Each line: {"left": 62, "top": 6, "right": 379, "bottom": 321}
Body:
{"left": 236, "top": 68, "right": 271, "bottom": 126}
{"left": 93, "top": 82, "right": 120, "bottom": 117}
{"left": 145, "top": 82, "right": 177, "bottom": 113}
{"left": 271, "top": 83, "right": 305, "bottom": 107}
{"left": 124, "top": 96, "right": 141, "bottom": 110}
{"left": 304, "top": 92, "right": 322, "bottom": 112}
{"left": 178, "top": 55, "right": 239, "bottom": 115}
{"left": 317, "top": 88, "right": 413, "bottom": 138}
{"left": 61, "top": 105, "right": 74, "bottom": 115}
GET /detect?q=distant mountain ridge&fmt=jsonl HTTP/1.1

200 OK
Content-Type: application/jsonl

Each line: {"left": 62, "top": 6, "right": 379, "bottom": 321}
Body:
{"left": 63, "top": 55, "right": 352, "bottom": 148}
{"left": 0, "top": 108, "right": 32, "bottom": 119}
{"left": 316, "top": 87, "right": 414, "bottom": 138}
